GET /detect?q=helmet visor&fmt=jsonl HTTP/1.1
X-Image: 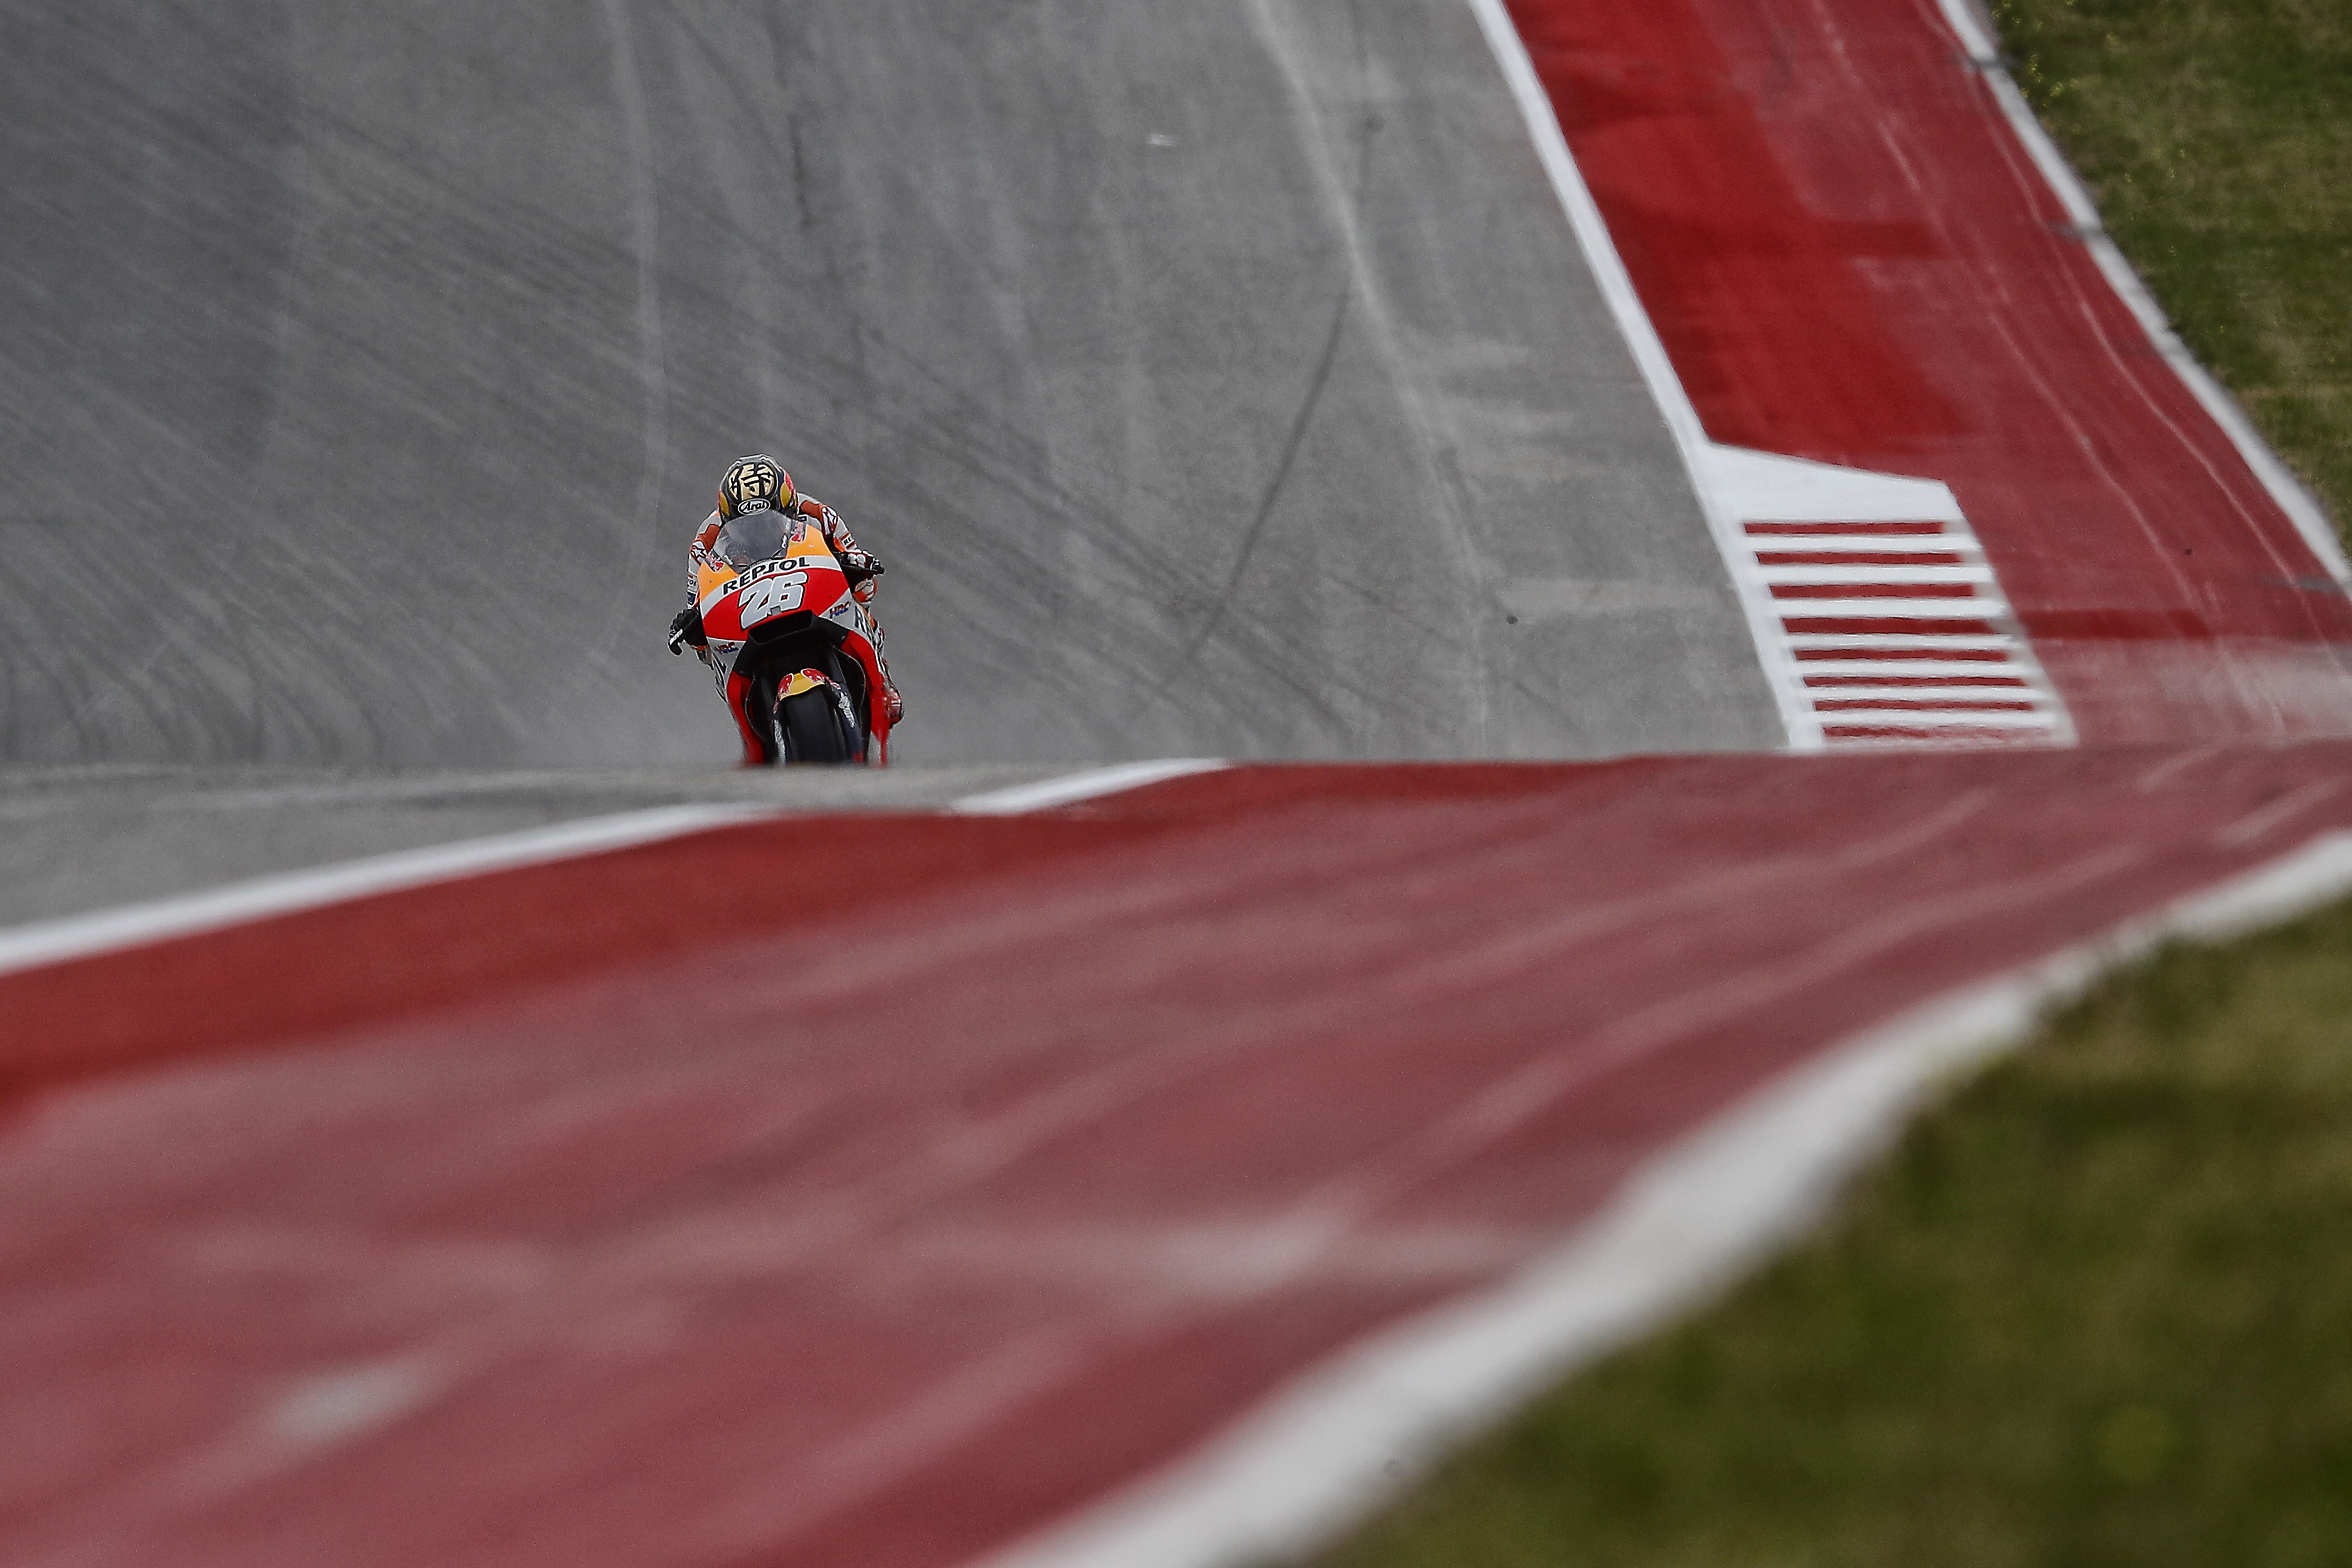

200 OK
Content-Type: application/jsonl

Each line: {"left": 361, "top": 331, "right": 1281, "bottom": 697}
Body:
{"left": 711, "top": 509, "right": 793, "bottom": 568}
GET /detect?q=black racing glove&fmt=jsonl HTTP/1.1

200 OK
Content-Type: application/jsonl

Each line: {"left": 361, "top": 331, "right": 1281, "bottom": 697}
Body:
{"left": 667, "top": 603, "right": 706, "bottom": 655}
{"left": 841, "top": 550, "right": 884, "bottom": 588}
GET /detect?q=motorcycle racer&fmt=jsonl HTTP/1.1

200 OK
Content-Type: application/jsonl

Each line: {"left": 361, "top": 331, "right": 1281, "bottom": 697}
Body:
{"left": 668, "top": 455, "right": 904, "bottom": 745}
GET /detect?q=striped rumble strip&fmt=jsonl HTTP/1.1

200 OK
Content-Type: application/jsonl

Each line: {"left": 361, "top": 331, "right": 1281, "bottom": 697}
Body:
{"left": 1743, "top": 517, "right": 2073, "bottom": 747}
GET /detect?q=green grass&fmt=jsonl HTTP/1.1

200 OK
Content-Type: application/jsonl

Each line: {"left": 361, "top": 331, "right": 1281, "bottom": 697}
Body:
{"left": 1994, "top": 0, "right": 2352, "bottom": 536}
{"left": 1308, "top": 901, "right": 2352, "bottom": 1568}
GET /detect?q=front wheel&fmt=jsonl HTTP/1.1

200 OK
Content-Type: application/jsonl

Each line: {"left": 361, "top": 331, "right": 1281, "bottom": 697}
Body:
{"left": 774, "top": 686, "right": 856, "bottom": 763}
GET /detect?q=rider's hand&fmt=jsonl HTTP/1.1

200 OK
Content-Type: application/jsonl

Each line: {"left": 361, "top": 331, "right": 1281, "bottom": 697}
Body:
{"left": 667, "top": 604, "right": 705, "bottom": 655}
{"left": 842, "top": 551, "right": 884, "bottom": 587}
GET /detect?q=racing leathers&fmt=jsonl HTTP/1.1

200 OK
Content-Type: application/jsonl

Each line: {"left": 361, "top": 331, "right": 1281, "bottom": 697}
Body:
{"left": 670, "top": 493, "right": 904, "bottom": 753}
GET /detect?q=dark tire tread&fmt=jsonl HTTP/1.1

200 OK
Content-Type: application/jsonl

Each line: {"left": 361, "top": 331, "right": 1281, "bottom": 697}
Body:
{"left": 776, "top": 687, "right": 855, "bottom": 764}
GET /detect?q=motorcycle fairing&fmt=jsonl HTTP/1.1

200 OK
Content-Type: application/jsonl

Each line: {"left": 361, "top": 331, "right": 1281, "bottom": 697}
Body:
{"left": 691, "top": 514, "right": 893, "bottom": 764}
{"left": 779, "top": 669, "right": 828, "bottom": 700}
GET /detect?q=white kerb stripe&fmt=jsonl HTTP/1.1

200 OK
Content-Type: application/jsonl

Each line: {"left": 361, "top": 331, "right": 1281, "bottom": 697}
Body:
{"left": 949, "top": 760, "right": 1228, "bottom": 817}
{"left": 965, "top": 829, "right": 2352, "bottom": 1568}
{"left": 1754, "top": 565, "right": 1993, "bottom": 584}
{"left": 1750, "top": 537, "right": 1987, "bottom": 554}
{"left": 0, "top": 804, "right": 774, "bottom": 980}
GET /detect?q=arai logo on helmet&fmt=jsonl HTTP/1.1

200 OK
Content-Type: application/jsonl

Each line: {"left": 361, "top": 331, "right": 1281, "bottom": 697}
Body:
{"left": 721, "top": 455, "right": 787, "bottom": 516}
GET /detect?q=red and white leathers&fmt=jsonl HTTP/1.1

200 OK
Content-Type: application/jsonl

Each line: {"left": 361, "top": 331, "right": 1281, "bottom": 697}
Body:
{"left": 686, "top": 493, "right": 903, "bottom": 734}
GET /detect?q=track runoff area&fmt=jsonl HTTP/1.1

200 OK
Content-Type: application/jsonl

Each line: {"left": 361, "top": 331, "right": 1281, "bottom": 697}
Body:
{"left": 9, "top": 7, "right": 2352, "bottom": 1568}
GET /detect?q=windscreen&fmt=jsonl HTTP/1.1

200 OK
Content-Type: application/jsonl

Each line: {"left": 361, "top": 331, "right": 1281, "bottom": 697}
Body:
{"left": 711, "top": 508, "right": 793, "bottom": 569}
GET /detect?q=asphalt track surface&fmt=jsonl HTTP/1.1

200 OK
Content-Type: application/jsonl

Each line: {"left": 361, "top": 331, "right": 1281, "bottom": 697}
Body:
{"left": 0, "top": 765, "right": 1059, "bottom": 928}
{"left": 5, "top": 745, "right": 2352, "bottom": 1568}
{"left": 0, "top": 0, "right": 1781, "bottom": 769}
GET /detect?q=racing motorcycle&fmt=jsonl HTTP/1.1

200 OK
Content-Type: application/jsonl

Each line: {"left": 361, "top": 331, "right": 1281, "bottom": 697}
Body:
{"left": 685, "top": 509, "right": 893, "bottom": 764}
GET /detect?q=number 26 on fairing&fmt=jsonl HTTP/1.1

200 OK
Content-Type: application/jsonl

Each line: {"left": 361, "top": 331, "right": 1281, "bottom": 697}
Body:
{"left": 738, "top": 572, "right": 806, "bottom": 625}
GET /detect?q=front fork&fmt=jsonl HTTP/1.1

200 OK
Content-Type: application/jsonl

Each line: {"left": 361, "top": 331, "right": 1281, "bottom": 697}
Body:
{"left": 723, "top": 670, "right": 769, "bottom": 765}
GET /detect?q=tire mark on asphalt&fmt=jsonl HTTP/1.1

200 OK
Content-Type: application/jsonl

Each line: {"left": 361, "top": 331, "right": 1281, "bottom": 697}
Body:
{"left": 1164, "top": 288, "right": 1352, "bottom": 678}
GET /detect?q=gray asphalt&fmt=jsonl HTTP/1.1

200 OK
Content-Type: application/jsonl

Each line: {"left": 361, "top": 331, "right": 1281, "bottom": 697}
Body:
{"left": 0, "top": 0, "right": 1779, "bottom": 774}
{"left": 0, "top": 764, "right": 1063, "bottom": 928}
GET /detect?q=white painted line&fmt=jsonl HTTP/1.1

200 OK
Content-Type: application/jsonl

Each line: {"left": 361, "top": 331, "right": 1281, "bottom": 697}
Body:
{"left": 1461, "top": 0, "right": 1822, "bottom": 751}
{"left": 970, "top": 828, "right": 2352, "bottom": 1568}
{"left": 1802, "top": 686, "right": 2049, "bottom": 705}
{"left": 0, "top": 805, "right": 775, "bottom": 980}
{"left": 0, "top": 765, "right": 1232, "bottom": 980}
{"left": 1799, "top": 662, "right": 2034, "bottom": 679}
{"left": 949, "top": 761, "right": 1230, "bottom": 817}
{"left": 1767, "top": 598, "right": 2012, "bottom": 619}
{"left": 2168, "top": 830, "right": 2352, "bottom": 936}
{"left": 1701, "top": 445, "right": 1966, "bottom": 524}
{"left": 1752, "top": 537, "right": 1987, "bottom": 555}
{"left": 1929, "top": 0, "right": 2352, "bottom": 586}
{"left": 1755, "top": 565, "right": 1994, "bottom": 585}
{"left": 1816, "top": 714, "right": 2059, "bottom": 731}
{"left": 2214, "top": 777, "right": 2343, "bottom": 848}
{"left": 1784, "top": 634, "right": 2019, "bottom": 651}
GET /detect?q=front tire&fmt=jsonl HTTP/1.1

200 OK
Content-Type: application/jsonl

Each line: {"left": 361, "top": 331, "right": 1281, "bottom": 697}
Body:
{"left": 775, "top": 687, "right": 855, "bottom": 763}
